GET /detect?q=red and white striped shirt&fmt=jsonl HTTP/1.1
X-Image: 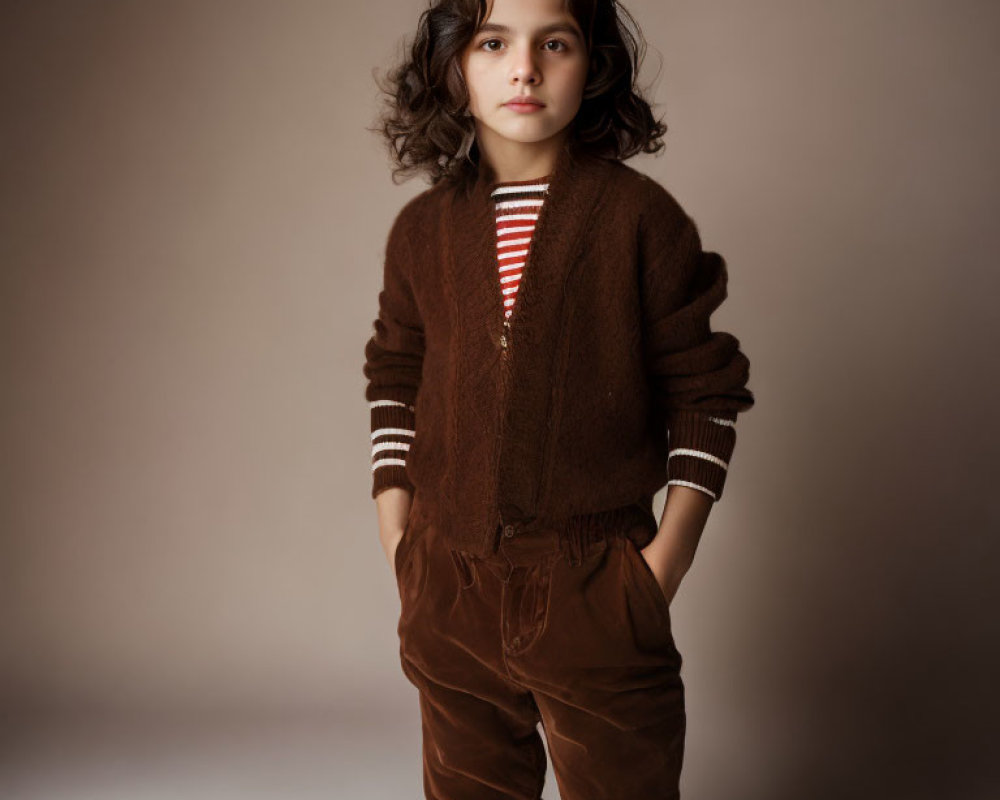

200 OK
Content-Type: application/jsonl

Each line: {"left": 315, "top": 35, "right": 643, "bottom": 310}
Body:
{"left": 490, "top": 175, "right": 552, "bottom": 320}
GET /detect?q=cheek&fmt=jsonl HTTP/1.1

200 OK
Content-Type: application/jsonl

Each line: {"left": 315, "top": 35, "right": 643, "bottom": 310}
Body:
{"left": 550, "top": 66, "right": 588, "bottom": 110}
{"left": 554, "top": 58, "right": 589, "bottom": 95}
{"left": 463, "top": 63, "right": 493, "bottom": 105}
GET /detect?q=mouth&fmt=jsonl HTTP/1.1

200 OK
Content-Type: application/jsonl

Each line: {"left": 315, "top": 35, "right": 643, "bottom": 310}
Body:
{"left": 505, "top": 96, "right": 545, "bottom": 107}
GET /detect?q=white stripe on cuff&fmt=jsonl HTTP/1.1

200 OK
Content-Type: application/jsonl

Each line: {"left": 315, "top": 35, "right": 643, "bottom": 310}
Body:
{"left": 372, "top": 457, "right": 408, "bottom": 472}
{"left": 372, "top": 440, "right": 411, "bottom": 456}
{"left": 668, "top": 447, "right": 729, "bottom": 470}
{"left": 369, "top": 399, "right": 415, "bottom": 412}
{"left": 371, "top": 427, "right": 415, "bottom": 440}
{"left": 666, "top": 479, "right": 717, "bottom": 500}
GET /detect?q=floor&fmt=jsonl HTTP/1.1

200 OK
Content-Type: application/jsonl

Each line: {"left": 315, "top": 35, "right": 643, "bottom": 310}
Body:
{"left": 1, "top": 708, "right": 559, "bottom": 800}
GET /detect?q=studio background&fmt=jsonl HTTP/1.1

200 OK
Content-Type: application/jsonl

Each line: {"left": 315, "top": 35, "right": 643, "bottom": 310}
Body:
{"left": 2, "top": 1, "right": 997, "bottom": 798}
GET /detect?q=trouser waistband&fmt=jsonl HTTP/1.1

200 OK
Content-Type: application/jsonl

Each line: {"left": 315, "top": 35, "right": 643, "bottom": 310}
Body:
{"left": 407, "top": 491, "right": 658, "bottom": 565}
{"left": 487, "top": 503, "right": 657, "bottom": 567}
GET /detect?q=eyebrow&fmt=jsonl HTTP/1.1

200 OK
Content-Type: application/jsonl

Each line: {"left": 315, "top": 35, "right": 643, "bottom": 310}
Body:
{"left": 475, "top": 21, "right": 582, "bottom": 40}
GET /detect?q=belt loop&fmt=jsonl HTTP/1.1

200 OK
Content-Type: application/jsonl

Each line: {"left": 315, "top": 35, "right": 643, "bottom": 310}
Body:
{"left": 498, "top": 542, "right": 515, "bottom": 584}
{"left": 487, "top": 523, "right": 502, "bottom": 557}
{"left": 561, "top": 518, "right": 583, "bottom": 567}
{"left": 451, "top": 550, "right": 477, "bottom": 590}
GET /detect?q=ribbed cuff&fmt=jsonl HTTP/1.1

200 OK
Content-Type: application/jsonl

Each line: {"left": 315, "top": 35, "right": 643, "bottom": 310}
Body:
{"left": 666, "top": 409, "right": 737, "bottom": 501}
{"left": 372, "top": 464, "right": 416, "bottom": 499}
{"left": 370, "top": 398, "right": 416, "bottom": 500}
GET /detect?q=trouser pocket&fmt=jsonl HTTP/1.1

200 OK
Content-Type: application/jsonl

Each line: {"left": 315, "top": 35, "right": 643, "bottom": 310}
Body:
{"left": 620, "top": 535, "right": 680, "bottom": 660}
{"left": 393, "top": 514, "right": 417, "bottom": 580}
{"left": 623, "top": 535, "right": 673, "bottom": 628}
{"left": 394, "top": 514, "right": 431, "bottom": 610}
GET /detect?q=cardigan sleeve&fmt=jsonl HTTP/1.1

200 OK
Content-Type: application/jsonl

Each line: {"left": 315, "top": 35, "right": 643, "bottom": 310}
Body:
{"left": 637, "top": 181, "right": 755, "bottom": 502}
{"left": 362, "top": 207, "right": 425, "bottom": 499}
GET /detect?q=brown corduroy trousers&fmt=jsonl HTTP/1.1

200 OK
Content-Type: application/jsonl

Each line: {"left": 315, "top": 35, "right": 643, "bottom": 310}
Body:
{"left": 394, "top": 493, "right": 686, "bottom": 799}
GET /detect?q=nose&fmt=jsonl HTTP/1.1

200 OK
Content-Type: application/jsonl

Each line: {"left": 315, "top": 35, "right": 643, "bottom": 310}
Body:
{"left": 509, "top": 45, "right": 541, "bottom": 85}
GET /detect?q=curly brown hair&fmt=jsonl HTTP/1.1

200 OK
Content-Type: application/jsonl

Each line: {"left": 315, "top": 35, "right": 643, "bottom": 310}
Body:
{"left": 368, "top": 0, "right": 667, "bottom": 189}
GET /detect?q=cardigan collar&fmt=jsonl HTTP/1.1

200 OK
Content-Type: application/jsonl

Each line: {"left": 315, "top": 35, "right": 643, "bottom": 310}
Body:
{"left": 445, "top": 141, "right": 614, "bottom": 373}
{"left": 467, "top": 136, "right": 577, "bottom": 205}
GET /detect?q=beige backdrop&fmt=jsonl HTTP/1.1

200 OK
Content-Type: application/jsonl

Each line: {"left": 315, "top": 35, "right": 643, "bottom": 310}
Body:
{"left": 2, "top": 1, "right": 998, "bottom": 798}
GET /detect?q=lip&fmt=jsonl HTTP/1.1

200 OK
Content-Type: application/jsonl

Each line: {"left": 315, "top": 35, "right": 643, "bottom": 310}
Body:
{"left": 505, "top": 96, "right": 545, "bottom": 107}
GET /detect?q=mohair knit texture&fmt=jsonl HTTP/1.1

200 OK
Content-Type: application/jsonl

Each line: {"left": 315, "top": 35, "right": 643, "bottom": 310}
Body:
{"left": 364, "top": 140, "right": 755, "bottom": 558}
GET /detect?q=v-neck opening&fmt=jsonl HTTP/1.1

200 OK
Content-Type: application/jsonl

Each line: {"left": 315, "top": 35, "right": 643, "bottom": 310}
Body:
{"left": 491, "top": 174, "right": 553, "bottom": 331}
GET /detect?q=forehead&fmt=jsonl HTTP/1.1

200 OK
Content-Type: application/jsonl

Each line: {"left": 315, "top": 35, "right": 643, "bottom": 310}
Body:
{"left": 478, "top": 0, "right": 583, "bottom": 37}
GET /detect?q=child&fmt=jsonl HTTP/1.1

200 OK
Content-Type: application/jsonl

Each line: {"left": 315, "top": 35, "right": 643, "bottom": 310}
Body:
{"left": 363, "top": 0, "right": 754, "bottom": 797}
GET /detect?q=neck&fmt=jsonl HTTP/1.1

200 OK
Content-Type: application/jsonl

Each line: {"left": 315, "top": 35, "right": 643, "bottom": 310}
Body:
{"left": 466, "top": 136, "right": 580, "bottom": 209}
{"left": 476, "top": 128, "right": 571, "bottom": 184}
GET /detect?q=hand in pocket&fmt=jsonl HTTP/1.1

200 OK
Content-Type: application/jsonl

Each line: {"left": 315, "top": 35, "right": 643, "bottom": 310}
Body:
{"left": 637, "top": 544, "right": 681, "bottom": 608}
{"left": 391, "top": 517, "right": 414, "bottom": 579}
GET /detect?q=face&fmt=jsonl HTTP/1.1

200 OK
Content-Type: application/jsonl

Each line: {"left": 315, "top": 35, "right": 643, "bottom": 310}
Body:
{"left": 460, "top": 0, "right": 589, "bottom": 153}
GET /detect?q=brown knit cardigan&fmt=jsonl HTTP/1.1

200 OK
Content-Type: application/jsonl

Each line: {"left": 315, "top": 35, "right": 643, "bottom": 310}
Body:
{"left": 363, "top": 141, "right": 755, "bottom": 558}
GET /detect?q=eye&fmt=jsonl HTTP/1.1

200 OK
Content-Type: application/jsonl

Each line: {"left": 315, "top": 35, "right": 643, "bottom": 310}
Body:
{"left": 476, "top": 37, "right": 570, "bottom": 53}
